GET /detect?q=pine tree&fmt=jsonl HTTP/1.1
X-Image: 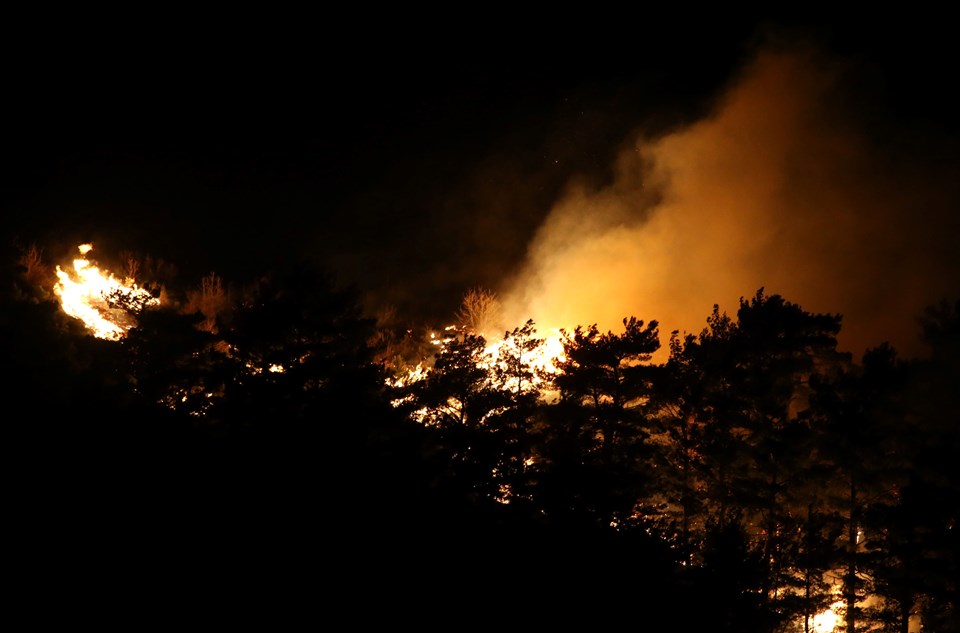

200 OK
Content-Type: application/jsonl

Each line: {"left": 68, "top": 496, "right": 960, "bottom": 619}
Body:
{"left": 541, "top": 316, "right": 660, "bottom": 528}
{"left": 805, "top": 344, "right": 909, "bottom": 633}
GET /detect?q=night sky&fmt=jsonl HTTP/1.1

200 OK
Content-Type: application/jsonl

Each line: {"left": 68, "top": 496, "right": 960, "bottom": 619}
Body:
{"left": 4, "top": 13, "right": 959, "bottom": 361}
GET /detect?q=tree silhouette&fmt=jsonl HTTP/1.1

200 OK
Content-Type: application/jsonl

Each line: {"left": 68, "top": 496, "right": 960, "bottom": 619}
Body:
{"left": 654, "top": 310, "right": 737, "bottom": 559}
{"left": 655, "top": 290, "right": 849, "bottom": 626}
{"left": 408, "top": 327, "right": 531, "bottom": 504}
{"left": 688, "top": 516, "right": 774, "bottom": 633}
{"left": 123, "top": 306, "right": 221, "bottom": 416}
{"left": 485, "top": 319, "right": 552, "bottom": 506}
{"left": 804, "top": 343, "right": 911, "bottom": 633}
{"left": 539, "top": 316, "right": 660, "bottom": 528}
{"left": 733, "top": 289, "right": 845, "bottom": 620}
{"left": 8, "top": 238, "right": 960, "bottom": 624}
{"left": 891, "top": 299, "right": 960, "bottom": 631}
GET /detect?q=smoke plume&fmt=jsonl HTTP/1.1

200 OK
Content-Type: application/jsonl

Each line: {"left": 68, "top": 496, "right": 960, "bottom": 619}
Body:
{"left": 501, "top": 40, "right": 960, "bottom": 362}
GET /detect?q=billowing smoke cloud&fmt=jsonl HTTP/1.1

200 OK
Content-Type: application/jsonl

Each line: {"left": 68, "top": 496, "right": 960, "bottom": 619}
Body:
{"left": 500, "top": 41, "right": 960, "bottom": 362}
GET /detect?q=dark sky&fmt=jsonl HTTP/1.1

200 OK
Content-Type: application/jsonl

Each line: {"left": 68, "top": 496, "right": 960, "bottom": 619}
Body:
{"left": 4, "top": 13, "right": 959, "bottom": 360}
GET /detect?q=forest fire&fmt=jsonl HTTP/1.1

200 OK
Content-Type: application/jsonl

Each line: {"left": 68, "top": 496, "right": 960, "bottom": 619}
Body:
{"left": 811, "top": 599, "right": 842, "bottom": 632}
{"left": 8, "top": 237, "right": 955, "bottom": 630}
{"left": 53, "top": 244, "right": 159, "bottom": 340}
{"left": 389, "top": 322, "right": 566, "bottom": 407}
{"left": 4, "top": 18, "right": 958, "bottom": 626}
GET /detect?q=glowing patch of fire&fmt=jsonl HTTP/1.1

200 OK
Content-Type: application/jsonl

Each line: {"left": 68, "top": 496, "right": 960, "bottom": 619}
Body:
{"left": 811, "top": 600, "right": 842, "bottom": 632}
{"left": 53, "top": 244, "right": 159, "bottom": 340}
{"left": 389, "top": 325, "right": 566, "bottom": 420}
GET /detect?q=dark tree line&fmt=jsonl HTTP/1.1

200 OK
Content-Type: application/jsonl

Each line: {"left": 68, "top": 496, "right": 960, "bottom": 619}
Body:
{"left": 387, "top": 289, "right": 958, "bottom": 631}
{"left": 3, "top": 243, "right": 957, "bottom": 630}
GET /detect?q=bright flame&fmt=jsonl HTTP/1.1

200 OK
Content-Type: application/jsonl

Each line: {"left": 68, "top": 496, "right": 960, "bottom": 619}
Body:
{"left": 811, "top": 600, "right": 842, "bottom": 632}
{"left": 53, "top": 244, "right": 159, "bottom": 339}
{"left": 388, "top": 323, "right": 567, "bottom": 425}
{"left": 483, "top": 328, "right": 566, "bottom": 378}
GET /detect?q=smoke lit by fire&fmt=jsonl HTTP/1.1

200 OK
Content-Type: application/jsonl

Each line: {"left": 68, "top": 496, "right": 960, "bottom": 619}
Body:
{"left": 53, "top": 244, "right": 159, "bottom": 339}
{"left": 499, "top": 42, "right": 960, "bottom": 363}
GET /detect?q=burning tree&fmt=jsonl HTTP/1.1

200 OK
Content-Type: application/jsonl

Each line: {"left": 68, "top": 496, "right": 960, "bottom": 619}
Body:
{"left": 7, "top": 238, "right": 958, "bottom": 630}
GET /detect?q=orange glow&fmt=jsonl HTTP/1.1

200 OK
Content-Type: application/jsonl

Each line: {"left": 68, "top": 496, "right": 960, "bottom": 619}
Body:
{"left": 388, "top": 324, "right": 566, "bottom": 422}
{"left": 53, "top": 244, "right": 159, "bottom": 339}
{"left": 810, "top": 599, "right": 842, "bottom": 632}
{"left": 483, "top": 327, "right": 566, "bottom": 385}
{"left": 498, "top": 46, "right": 960, "bottom": 365}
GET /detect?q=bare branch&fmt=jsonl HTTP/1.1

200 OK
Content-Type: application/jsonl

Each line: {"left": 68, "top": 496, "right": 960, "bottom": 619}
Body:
{"left": 455, "top": 287, "right": 504, "bottom": 337}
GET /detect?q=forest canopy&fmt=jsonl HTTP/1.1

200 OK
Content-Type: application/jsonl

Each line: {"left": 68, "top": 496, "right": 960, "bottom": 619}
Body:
{"left": 3, "top": 241, "right": 958, "bottom": 631}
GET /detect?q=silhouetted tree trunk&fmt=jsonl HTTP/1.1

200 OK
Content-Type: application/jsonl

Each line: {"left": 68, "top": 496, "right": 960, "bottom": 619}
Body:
{"left": 806, "top": 343, "right": 911, "bottom": 633}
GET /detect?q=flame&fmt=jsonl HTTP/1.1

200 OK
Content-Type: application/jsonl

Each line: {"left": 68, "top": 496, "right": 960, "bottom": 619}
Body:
{"left": 388, "top": 323, "right": 567, "bottom": 423}
{"left": 53, "top": 244, "right": 159, "bottom": 339}
{"left": 488, "top": 328, "right": 565, "bottom": 372}
{"left": 810, "top": 599, "right": 842, "bottom": 632}
{"left": 481, "top": 327, "right": 566, "bottom": 397}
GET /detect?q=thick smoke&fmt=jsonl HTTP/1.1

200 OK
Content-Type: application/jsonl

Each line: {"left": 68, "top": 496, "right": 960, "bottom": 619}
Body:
{"left": 500, "top": 41, "right": 960, "bottom": 362}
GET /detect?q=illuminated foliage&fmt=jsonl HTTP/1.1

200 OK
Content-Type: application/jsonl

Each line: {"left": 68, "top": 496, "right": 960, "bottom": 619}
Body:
{"left": 400, "top": 319, "right": 558, "bottom": 505}
{"left": 183, "top": 272, "right": 231, "bottom": 334}
{"left": 416, "top": 331, "right": 494, "bottom": 426}
{"left": 408, "top": 330, "right": 507, "bottom": 499}
{"left": 486, "top": 319, "right": 552, "bottom": 503}
{"left": 16, "top": 242, "right": 51, "bottom": 291}
{"left": 455, "top": 287, "right": 504, "bottom": 339}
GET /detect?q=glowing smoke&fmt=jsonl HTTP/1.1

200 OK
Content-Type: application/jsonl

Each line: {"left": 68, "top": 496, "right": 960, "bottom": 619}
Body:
{"left": 500, "top": 41, "right": 960, "bottom": 362}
